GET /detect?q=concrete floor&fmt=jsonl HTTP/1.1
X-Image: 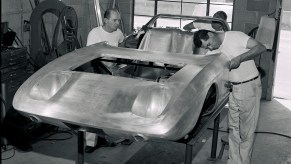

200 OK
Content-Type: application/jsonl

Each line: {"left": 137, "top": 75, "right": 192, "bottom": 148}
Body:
{"left": 2, "top": 99, "right": 291, "bottom": 164}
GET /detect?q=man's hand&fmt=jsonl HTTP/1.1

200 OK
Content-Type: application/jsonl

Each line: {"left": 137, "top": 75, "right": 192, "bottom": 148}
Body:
{"left": 229, "top": 56, "right": 241, "bottom": 70}
{"left": 135, "top": 30, "right": 145, "bottom": 40}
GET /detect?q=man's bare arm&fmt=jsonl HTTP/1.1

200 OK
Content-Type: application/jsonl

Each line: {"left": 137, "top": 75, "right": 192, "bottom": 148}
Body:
{"left": 229, "top": 37, "right": 266, "bottom": 70}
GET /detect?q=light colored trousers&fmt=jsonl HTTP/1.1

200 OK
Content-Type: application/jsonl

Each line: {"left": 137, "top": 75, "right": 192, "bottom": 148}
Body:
{"left": 85, "top": 132, "right": 98, "bottom": 147}
{"left": 227, "top": 78, "right": 262, "bottom": 164}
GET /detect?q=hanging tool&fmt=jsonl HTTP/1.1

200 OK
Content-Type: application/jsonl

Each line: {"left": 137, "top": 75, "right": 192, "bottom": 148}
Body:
{"left": 34, "top": 0, "right": 51, "bottom": 55}
{"left": 30, "top": 0, "right": 81, "bottom": 69}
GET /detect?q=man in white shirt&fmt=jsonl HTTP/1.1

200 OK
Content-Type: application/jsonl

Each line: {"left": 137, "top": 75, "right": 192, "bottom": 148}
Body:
{"left": 194, "top": 30, "right": 266, "bottom": 164}
{"left": 85, "top": 8, "right": 124, "bottom": 153}
{"left": 87, "top": 10, "right": 124, "bottom": 47}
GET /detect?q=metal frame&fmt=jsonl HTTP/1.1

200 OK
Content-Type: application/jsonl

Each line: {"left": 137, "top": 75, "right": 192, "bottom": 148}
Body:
{"left": 75, "top": 95, "right": 228, "bottom": 164}
{"left": 183, "top": 96, "right": 228, "bottom": 164}
{"left": 140, "top": 14, "right": 230, "bottom": 31}
{"left": 75, "top": 116, "right": 221, "bottom": 164}
{"left": 133, "top": 0, "right": 234, "bottom": 26}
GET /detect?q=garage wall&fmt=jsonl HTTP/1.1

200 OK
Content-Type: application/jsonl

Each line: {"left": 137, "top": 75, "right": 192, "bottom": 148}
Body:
{"left": 1, "top": 0, "right": 133, "bottom": 48}
{"left": 232, "top": 0, "right": 278, "bottom": 34}
{"left": 1, "top": 0, "right": 32, "bottom": 48}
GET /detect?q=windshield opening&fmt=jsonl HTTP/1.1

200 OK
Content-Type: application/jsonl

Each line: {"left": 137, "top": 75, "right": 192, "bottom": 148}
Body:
{"left": 72, "top": 57, "right": 183, "bottom": 82}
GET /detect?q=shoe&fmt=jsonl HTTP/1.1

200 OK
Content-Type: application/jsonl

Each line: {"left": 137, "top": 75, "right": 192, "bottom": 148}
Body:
{"left": 102, "top": 141, "right": 117, "bottom": 147}
{"left": 98, "top": 136, "right": 116, "bottom": 147}
{"left": 85, "top": 145, "right": 99, "bottom": 153}
{"left": 121, "top": 139, "right": 133, "bottom": 145}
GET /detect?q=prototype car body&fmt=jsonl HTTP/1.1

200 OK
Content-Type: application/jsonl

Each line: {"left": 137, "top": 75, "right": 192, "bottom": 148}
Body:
{"left": 13, "top": 15, "right": 230, "bottom": 141}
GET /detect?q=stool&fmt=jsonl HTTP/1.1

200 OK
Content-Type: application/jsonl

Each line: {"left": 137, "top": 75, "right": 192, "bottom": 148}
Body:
{"left": 218, "top": 135, "right": 229, "bottom": 159}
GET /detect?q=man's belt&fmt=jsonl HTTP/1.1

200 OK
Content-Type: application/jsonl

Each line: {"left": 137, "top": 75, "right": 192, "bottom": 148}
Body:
{"left": 230, "top": 76, "right": 259, "bottom": 85}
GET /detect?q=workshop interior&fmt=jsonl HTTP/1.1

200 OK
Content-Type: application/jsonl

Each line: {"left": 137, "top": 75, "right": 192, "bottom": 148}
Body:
{"left": 1, "top": 0, "right": 291, "bottom": 164}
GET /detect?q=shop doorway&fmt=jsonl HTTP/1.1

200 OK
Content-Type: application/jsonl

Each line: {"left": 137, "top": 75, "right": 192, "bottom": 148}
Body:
{"left": 273, "top": 9, "right": 291, "bottom": 100}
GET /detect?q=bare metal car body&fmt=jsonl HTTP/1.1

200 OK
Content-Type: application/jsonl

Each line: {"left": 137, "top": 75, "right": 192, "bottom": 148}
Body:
{"left": 13, "top": 15, "right": 230, "bottom": 141}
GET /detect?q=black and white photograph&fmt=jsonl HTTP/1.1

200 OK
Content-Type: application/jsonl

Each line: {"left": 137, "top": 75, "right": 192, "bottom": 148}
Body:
{"left": 1, "top": 0, "right": 291, "bottom": 164}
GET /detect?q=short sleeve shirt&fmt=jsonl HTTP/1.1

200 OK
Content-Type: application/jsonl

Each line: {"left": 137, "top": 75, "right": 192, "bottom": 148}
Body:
{"left": 220, "top": 31, "right": 259, "bottom": 82}
{"left": 86, "top": 26, "right": 124, "bottom": 47}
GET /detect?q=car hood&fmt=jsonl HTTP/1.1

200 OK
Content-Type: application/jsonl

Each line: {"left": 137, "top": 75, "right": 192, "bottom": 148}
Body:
{"left": 13, "top": 43, "right": 221, "bottom": 140}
